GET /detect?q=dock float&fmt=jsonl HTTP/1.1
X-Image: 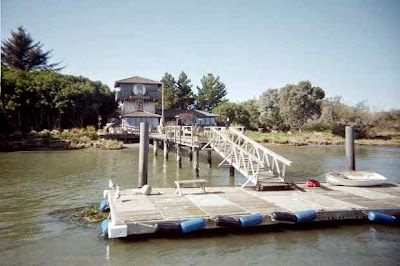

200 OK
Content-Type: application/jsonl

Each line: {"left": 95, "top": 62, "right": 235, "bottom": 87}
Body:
{"left": 102, "top": 183, "right": 400, "bottom": 238}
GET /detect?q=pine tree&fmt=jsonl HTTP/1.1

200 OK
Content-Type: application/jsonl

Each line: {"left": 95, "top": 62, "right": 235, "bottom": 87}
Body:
{"left": 1, "top": 27, "right": 62, "bottom": 71}
{"left": 175, "top": 71, "right": 194, "bottom": 109}
{"left": 160, "top": 72, "right": 177, "bottom": 109}
{"left": 196, "top": 73, "right": 227, "bottom": 111}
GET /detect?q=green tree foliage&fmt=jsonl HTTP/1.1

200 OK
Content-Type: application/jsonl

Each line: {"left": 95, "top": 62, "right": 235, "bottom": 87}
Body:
{"left": 259, "top": 89, "right": 282, "bottom": 128}
{"left": 213, "top": 102, "right": 250, "bottom": 127}
{"left": 160, "top": 72, "right": 177, "bottom": 109}
{"left": 242, "top": 99, "right": 261, "bottom": 130}
{"left": 1, "top": 67, "right": 115, "bottom": 132}
{"left": 196, "top": 73, "right": 227, "bottom": 111}
{"left": 1, "top": 27, "right": 62, "bottom": 71}
{"left": 278, "top": 81, "right": 325, "bottom": 133}
{"left": 175, "top": 71, "right": 194, "bottom": 109}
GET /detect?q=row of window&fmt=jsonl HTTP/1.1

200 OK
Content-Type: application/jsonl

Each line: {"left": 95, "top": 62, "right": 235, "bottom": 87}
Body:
{"left": 125, "top": 117, "right": 159, "bottom": 129}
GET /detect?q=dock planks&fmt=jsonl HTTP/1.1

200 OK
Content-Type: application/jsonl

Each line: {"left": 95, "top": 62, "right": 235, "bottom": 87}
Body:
{"left": 106, "top": 183, "right": 400, "bottom": 237}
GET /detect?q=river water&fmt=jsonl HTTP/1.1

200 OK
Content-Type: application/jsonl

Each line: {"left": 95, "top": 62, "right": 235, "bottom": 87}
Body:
{"left": 0, "top": 145, "right": 399, "bottom": 265}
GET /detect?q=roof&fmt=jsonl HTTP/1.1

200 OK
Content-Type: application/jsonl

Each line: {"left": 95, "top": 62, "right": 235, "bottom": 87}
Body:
{"left": 122, "top": 111, "right": 161, "bottom": 118}
{"left": 115, "top": 76, "right": 162, "bottom": 87}
{"left": 156, "top": 109, "right": 218, "bottom": 118}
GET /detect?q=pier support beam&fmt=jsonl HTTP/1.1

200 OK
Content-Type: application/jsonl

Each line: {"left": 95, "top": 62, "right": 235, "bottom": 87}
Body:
{"left": 193, "top": 147, "right": 199, "bottom": 177}
{"left": 230, "top": 165, "right": 235, "bottom": 176}
{"left": 176, "top": 144, "right": 182, "bottom": 168}
{"left": 346, "top": 126, "right": 356, "bottom": 171}
{"left": 207, "top": 150, "right": 212, "bottom": 168}
{"left": 153, "top": 140, "right": 158, "bottom": 156}
{"left": 188, "top": 147, "right": 193, "bottom": 161}
{"left": 138, "top": 122, "right": 149, "bottom": 187}
{"left": 163, "top": 141, "right": 169, "bottom": 161}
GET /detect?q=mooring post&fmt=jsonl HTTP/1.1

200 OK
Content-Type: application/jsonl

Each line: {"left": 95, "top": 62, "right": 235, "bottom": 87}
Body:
{"left": 188, "top": 147, "right": 193, "bottom": 161}
{"left": 176, "top": 144, "right": 182, "bottom": 168}
{"left": 193, "top": 147, "right": 199, "bottom": 177}
{"left": 207, "top": 150, "right": 212, "bottom": 168}
{"left": 345, "top": 125, "right": 356, "bottom": 171}
{"left": 153, "top": 140, "right": 158, "bottom": 156}
{"left": 230, "top": 165, "right": 235, "bottom": 176}
{"left": 138, "top": 122, "right": 149, "bottom": 187}
{"left": 163, "top": 140, "right": 169, "bottom": 161}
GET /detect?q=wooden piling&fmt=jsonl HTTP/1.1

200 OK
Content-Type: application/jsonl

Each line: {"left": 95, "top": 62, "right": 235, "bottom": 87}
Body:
{"left": 230, "top": 165, "right": 235, "bottom": 176}
{"left": 207, "top": 150, "right": 212, "bottom": 168}
{"left": 138, "top": 122, "right": 149, "bottom": 187}
{"left": 345, "top": 126, "right": 355, "bottom": 171}
{"left": 176, "top": 144, "right": 182, "bottom": 168}
{"left": 193, "top": 147, "right": 199, "bottom": 177}
{"left": 153, "top": 140, "right": 158, "bottom": 156}
{"left": 164, "top": 140, "right": 169, "bottom": 161}
{"left": 188, "top": 148, "right": 193, "bottom": 161}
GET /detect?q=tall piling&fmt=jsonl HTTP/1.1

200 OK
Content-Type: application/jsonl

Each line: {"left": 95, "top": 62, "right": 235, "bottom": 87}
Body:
{"left": 345, "top": 126, "right": 355, "bottom": 171}
{"left": 193, "top": 147, "right": 199, "bottom": 177}
{"left": 176, "top": 144, "right": 182, "bottom": 168}
{"left": 138, "top": 122, "right": 149, "bottom": 187}
{"left": 207, "top": 150, "right": 212, "bottom": 168}
{"left": 230, "top": 165, "right": 235, "bottom": 176}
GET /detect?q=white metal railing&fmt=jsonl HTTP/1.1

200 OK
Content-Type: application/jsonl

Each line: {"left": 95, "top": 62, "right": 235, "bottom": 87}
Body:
{"left": 202, "top": 127, "right": 292, "bottom": 187}
{"left": 164, "top": 126, "right": 196, "bottom": 146}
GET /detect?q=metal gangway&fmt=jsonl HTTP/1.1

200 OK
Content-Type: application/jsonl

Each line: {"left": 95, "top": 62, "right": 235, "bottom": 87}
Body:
{"left": 202, "top": 127, "right": 292, "bottom": 188}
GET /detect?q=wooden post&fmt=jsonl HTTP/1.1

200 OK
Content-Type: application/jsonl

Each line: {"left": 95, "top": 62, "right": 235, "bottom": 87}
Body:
{"left": 163, "top": 140, "right": 169, "bottom": 161}
{"left": 207, "top": 150, "right": 212, "bottom": 168}
{"left": 193, "top": 147, "right": 199, "bottom": 177}
{"left": 345, "top": 125, "right": 356, "bottom": 171}
{"left": 176, "top": 144, "right": 182, "bottom": 168}
{"left": 230, "top": 165, "right": 235, "bottom": 176}
{"left": 188, "top": 147, "right": 193, "bottom": 161}
{"left": 138, "top": 122, "right": 149, "bottom": 188}
{"left": 153, "top": 140, "right": 158, "bottom": 156}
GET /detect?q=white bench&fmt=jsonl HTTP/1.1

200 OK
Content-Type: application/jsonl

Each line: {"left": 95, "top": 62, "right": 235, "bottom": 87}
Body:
{"left": 174, "top": 179, "right": 207, "bottom": 196}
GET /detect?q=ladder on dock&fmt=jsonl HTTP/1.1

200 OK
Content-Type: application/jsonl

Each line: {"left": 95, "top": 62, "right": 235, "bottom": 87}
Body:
{"left": 202, "top": 127, "right": 292, "bottom": 188}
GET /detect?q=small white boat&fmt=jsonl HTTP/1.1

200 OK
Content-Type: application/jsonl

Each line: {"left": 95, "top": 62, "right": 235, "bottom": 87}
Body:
{"left": 326, "top": 171, "right": 388, "bottom": 187}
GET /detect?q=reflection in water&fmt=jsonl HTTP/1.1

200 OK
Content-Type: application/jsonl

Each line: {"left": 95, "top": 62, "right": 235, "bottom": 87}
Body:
{"left": 0, "top": 145, "right": 399, "bottom": 265}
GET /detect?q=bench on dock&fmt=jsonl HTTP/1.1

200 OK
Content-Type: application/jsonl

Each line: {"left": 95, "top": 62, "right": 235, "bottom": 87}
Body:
{"left": 174, "top": 179, "right": 207, "bottom": 196}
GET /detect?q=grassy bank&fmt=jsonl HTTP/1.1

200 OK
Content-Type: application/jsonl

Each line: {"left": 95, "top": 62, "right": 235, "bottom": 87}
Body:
{"left": 0, "top": 126, "right": 123, "bottom": 151}
{"left": 246, "top": 131, "right": 400, "bottom": 147}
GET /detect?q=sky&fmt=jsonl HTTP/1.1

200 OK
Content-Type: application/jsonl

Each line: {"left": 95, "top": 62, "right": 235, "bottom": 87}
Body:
{"left": 1, "top": 0, "right": 399, "bottom": 110}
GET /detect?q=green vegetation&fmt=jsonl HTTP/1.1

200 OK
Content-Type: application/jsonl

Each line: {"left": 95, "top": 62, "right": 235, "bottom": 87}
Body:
{"left": 1, "top": 26, "right": 62, "bottom": 71}
{"left": 196, "top": 73, "right": 227, "bottom": 111}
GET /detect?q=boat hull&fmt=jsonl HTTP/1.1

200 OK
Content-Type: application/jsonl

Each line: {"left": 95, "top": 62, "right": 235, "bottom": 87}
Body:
{"left": 326, "top": 171, "right": 387, "bottom": 187}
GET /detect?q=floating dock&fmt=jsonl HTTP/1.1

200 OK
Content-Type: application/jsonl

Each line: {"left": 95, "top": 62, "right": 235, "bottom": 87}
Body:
{"left": 103, "top": 183, "right": 400, "bottom": 238}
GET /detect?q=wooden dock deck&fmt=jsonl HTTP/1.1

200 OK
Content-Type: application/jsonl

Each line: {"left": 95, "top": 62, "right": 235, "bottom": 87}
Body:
{"left": 104, "top": 183, "right": 400, "bottom": 238}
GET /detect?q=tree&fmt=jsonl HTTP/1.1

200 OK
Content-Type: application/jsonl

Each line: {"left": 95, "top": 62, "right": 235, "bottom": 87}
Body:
{"left": 1, "top": 27, "right": 62, "bottom": 71}
{"left": 212, "top": 102, "right": 250, "bottom": 127}
{"left": 278, "top": 81, "right": 325, "bottom": 133}
{"left": 175, "top": 71, "right": 194, "bottom": 109}
{"left": 196, "top": 73, "right": 227, "bottom": 111}
{"left": 1, "top": 67, "right": 115, "bottom": 132}
{"left": 259, "top": 89, "right": 282, "bottom": 128}
{"left": 160, "top": 72, "right": 177, "bottom": 109}
{"left": 242, "top": 99, "right": 261, "bottom": 130}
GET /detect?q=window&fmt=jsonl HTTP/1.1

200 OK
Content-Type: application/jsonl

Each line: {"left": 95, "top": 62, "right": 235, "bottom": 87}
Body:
{"left": 138, "top": 100, "right": 144, "bottom": 111}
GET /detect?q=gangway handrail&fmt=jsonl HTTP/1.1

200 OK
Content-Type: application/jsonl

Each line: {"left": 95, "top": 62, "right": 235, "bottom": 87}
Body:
{"left": 229, "top": 127, "right": 292, "bottom": 166}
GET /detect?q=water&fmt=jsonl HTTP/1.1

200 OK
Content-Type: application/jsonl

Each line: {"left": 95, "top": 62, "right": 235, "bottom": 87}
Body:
{"left": 0, "top": 145, "right": 399, "bottom": 265}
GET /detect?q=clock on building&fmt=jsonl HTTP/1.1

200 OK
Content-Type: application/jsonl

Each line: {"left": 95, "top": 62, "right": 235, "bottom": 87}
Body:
{"left": 133, "top": 84, "right": 146, "bottom": 96}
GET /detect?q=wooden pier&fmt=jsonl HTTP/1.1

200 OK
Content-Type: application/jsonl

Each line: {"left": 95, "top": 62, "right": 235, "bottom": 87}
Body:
{"left": 103, "top": 183, "right": 400, "bottom": 238}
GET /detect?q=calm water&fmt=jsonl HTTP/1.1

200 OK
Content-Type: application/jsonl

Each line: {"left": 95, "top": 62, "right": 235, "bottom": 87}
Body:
{"left": 0, "top": 145, "right": 399, "bottom": 265}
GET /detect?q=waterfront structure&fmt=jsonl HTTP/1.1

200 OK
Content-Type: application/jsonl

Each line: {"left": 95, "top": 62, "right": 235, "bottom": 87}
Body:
{"left": 114, "top": 76, "right": 162, "bottom": 130}
{"left": 157, "top": 109, "right": 218, "bottom": 126}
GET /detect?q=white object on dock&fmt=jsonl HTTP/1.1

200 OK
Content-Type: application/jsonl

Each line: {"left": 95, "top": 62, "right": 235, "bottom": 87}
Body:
{"left": 174, "top": 179, "right": 207, "bottom": 196}
{"left": 326, "top": 171, "right": 387, "bottom": 187}
{"left": 114, "top": 185, "right": 121, "bottom": 200}
{"left": 109, "top": 179, "right": 115, "bottom": 189}
{"left": 140, "top": 185, "right": 152, "bottom": 195}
